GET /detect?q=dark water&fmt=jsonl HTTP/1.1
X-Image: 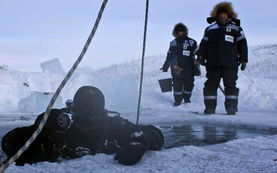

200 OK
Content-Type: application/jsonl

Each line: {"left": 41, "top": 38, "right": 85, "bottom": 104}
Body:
{"left": 160, "top": 124, "right": 277, "bottom": 149}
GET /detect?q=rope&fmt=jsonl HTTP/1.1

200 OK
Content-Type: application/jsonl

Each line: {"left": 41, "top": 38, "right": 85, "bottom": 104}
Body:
{"left": 0, "top": 0, "right": 108, "bottom": 172}
{"left": 136, "top": 0, "right": 149, "bottom": 125}
{"left": 219, "top": 84, "right": 225, "bottom": 95}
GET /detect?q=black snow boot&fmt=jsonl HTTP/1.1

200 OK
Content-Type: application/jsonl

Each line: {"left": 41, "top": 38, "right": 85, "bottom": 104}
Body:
{"left": 227, "top": 109, "right": 236, "bottom": 115}
{"left": 184, "top": 99, "right": 191, "bottom": 103}
{"left": 204, "top": 109, "right": 215, "bottom": 115}
{"left": 174, "top": 93, "right": 183, "bottom": 106}
{"left": 224, "top": 88, "right": 239, "bottom": 115}
{"left": 183, "top": 93, "right": 191, "bottom": 103}
{"left": 203, "top": 89, "right": 217, "bottom": 115}
{"left": 174, "top": 101, "right": 182, "bottom": 106}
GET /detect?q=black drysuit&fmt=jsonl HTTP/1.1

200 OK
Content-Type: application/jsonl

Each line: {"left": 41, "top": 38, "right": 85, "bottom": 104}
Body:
{"left": 197, "top": 18, "right": 248, "bottom": 112}
{"left": 162, "top": 36, "right": 198, "bottom": 103}
{"left": 1, "top": 108, "right": 164, "bottom": 166}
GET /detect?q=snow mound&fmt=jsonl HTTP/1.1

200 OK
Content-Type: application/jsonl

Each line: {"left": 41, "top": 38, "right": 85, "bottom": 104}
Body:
{"left": 247, "top": 45, "right": 277, "bottom": 79}
{"left": 0, "top": 44, "right": 276, "bottom": 113}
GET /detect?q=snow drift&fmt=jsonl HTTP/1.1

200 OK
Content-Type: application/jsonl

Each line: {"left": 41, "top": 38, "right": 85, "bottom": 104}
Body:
{"left": 0, "top": 44, "right": 276, "bottom": 114}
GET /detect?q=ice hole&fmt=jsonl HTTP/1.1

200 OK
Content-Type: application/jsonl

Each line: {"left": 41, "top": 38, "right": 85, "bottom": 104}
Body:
{"left": 159, "top": 123, "right": 277, "bottom": 149}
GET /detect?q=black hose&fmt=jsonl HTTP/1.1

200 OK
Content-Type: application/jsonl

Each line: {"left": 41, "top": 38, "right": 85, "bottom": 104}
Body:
{"left": 136, "top": 0, "right": 150, "bottom": 125}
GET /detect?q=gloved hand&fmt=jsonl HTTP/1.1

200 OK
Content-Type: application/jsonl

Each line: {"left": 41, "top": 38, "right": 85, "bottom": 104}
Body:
{"left": 102, "top": 140, "right": 121, "bottom": 154}
{"left": 240, "top": 62, "right": 247, "bottom": 71}
{"left": 61, "top": 146, "right": 94, "bottom": 159}
{"left": 160, "top": 67, "right": 168, "bottom": 72}
{"left": 197, "top": 56, "right": 206, "bottom": 66}
{"left": 193, "top": 64, "right": 201, "bottom": 76}
{"left": 114, "top": 142, "right": 146, "bottom": 165}
{"left": 75, "top": 147, "right": 91, "bottom": 157}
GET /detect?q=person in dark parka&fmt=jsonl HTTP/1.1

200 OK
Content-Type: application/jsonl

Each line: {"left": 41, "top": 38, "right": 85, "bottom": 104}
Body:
{"left": 161, "top": 23, "right": 200, "bottom": 106}
{"left": 197, "top": 2, "right": 248, "bottom": 115}
{"left": 1, "top": 86, "right": 164, "bottom": 166}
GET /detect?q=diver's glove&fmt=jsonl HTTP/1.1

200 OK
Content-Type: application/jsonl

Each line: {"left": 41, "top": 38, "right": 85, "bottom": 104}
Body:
{"left": 62, "top": 147, "right": 91, "bottom": 159}
{"left": 75, "top": 147, "right": 91, "bottom": 157}
{"left": 114, "top": 142, "right": 147, "bottom": 165}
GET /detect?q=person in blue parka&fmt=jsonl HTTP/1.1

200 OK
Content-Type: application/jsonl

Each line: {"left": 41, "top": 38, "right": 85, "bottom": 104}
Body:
{"left": 161, "top": 23, "right": 199, "bottom": 106}
{"left": 197, "top": 2, "right": 248, "bottom": 115}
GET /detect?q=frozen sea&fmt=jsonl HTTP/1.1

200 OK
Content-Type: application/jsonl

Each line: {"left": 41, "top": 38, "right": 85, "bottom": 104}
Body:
{"left": 0, "top": 45, "right": 276, "bottom": 172}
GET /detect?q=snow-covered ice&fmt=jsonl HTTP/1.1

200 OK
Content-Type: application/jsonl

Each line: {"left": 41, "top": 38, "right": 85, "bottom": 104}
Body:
{"left": 0, "top": 45, "right": 277, "bottom": 172}
{"left": 5, "top": 135, "right": 277, "bottom": 173}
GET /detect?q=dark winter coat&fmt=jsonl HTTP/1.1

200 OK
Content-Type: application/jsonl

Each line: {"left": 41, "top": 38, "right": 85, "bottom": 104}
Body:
{"left": 1, "top": 108, "right": 164, "bottom": 166}
{"left": 197, "top": 2, "right": 248, "bottom": 68}
{"left": 163, "top": 36, "right": 198, "bottom": 78}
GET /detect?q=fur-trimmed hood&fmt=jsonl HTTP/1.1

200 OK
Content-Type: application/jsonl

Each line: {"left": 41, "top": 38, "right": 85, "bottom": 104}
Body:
{"left": 207, "top": 2, "right": 240, "bottom": 25}
{"left": 210, "top": 1, "right": 237, "bottom": 18}
{"left": 172, "top": 23, "right": 188, "bottom": 38}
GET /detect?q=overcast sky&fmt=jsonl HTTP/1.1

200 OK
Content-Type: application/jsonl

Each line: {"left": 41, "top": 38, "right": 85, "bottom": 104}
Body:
{"left": 1, "top": 0, "right": 277, "bottom": 71}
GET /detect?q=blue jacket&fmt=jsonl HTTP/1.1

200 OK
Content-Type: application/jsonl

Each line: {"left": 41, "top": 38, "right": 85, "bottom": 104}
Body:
{"left": 163, "top": 36, "right": 198, "bottom": 78}
{"left": 197, "top": 19, "right": 248, "bottom": 68}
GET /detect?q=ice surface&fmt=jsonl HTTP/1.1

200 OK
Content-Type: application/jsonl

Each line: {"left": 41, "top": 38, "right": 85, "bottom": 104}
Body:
{"left": 5, "top": 134, "right": 277, "bottom": 173}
